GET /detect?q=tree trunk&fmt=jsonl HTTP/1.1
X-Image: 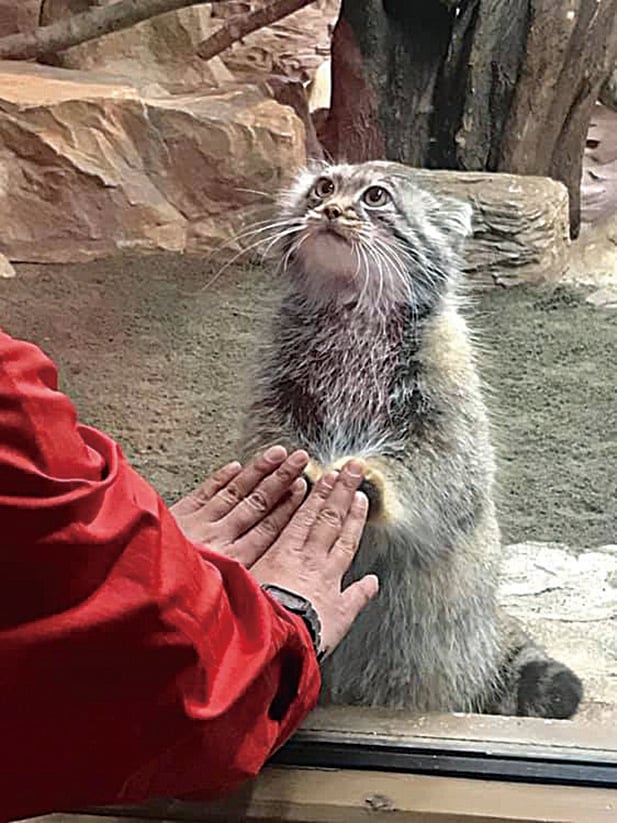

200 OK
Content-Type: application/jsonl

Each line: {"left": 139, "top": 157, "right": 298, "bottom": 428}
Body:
{"left": 324, "top": 0, "right": 454, "bottom": 166}
{"left": 324, "top": 0, "right": 617, "bottom": 236}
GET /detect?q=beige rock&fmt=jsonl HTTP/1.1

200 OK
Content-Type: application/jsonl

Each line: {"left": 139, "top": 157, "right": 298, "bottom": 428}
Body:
{"left": 566, "top": 217, "right": 617, "bottom": 287}
{"left": 0, "top": 1, "right": 41, "bottom": 38}
{"left": 409, "top": 170, "right": 571, "bottom": 287}
{"left": 0, "top": 62, "right": 306, "bottom": 263}
{"left": 218, "top": 0, "right": 338, "bottom": 85}
{"left": 500, "top": 542, "right": 617, "bottom": 723}
{"left": 581, "top": 103, "right": 617, "bottom": 226}
{"left": 307, "top": 58, "right": 331, "bottom": 112}
{"left": 40, "top": 0, "right": 233, "bottom": 93}
{"left": 260, "top": 75, "right": 323, "bottom": 159}
{"left": 0, "top": 252, "right": 15, "bottom": 278}
{"left": 586, "top": 286, "right": 617, "bottom": 309}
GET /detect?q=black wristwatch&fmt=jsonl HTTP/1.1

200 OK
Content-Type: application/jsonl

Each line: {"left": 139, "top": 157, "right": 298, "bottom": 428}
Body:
{"left": 261, "top": 584, "right": 326, "bottom": 663}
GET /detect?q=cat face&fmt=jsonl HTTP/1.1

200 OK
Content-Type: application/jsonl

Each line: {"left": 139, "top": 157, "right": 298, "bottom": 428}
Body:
{"left": 276, "top": 161, "right": 472, "bottom": 311}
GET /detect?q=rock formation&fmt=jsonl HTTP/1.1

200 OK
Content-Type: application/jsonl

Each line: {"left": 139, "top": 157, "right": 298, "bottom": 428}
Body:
{"left": 0, "top": 61, "right": 305, "bottom": 263}
{"left": 410, "top": 170, "right": 571, "bottom": 287}
{"left": 39, "top": 0, "right": 234, "bottom": 93}
{"left": 500, "top": 541, "right": 617, "bottom": 723}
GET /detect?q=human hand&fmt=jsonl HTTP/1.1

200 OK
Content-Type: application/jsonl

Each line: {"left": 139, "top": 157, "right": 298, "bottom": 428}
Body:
{"left": 251, "top": 461, "right": 379, "bottom": 659}
{"left": 305, "top": 456, "right": 388, "bottom": 522}
{"left": 170, "top": 446, "right": 309, "bottom": 568}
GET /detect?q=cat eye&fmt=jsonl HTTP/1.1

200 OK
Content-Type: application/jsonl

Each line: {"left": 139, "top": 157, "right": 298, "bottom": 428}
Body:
{"left": 362, "top": 186, "right": 391, "bottom": 208}
{"left": 313, "top": 177, "right": 336, "bottom": 199}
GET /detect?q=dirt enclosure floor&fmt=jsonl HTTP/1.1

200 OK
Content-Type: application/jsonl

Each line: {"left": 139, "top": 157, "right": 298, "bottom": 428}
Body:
{"left": 1, "top": 255, "right": 616, "bottom": 723}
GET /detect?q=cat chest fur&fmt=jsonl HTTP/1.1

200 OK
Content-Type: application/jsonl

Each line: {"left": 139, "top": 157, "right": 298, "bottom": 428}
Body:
{"left": 265, "top": 299, "right": 424, "bottom": 461}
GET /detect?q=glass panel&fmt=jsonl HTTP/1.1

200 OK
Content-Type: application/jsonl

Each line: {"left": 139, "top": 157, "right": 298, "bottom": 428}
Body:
{"left": 1, "top": 4, "right": 616, "bottom": 820}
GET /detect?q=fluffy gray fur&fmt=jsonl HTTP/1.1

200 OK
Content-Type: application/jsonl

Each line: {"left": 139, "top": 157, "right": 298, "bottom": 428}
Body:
{"left": 240, "top": 160, "right": 582, "bottom": 718}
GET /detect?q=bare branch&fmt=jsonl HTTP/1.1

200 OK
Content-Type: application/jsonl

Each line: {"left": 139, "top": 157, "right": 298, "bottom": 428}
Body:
{"left": 197, "top": 0, "right": 315, "bottom": 62}
{"left": 0, "top": 0, "right": 220, "bottom": 61}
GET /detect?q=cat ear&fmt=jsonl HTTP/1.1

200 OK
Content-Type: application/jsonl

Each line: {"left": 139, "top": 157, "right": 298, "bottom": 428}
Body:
{"left": 306, "top": 158, "right": 330, "bottom": 175}
{"left": 433, "top": 196, "right": 474, "bottom": 240}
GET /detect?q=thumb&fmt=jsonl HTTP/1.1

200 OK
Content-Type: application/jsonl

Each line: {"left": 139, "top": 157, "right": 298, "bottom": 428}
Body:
{"left": 319, "top": 575, "right": 379, "bottom": 660}
{"left": 340, "top": 574, "right": 379, "bottom": 626}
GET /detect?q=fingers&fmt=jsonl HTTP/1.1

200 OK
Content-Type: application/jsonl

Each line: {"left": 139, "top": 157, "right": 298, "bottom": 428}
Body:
{"left": 204, "top": 445, "right": 289, "bottom": 520}
{"left": 305, "top": 461, "right": 365, "bottom": 555}
{"left": 329, "top": 490, "right": 369, "bottom": 570}
{"left": 281, "top": 470, "right": 339, "bottom": 544}
{"left": 246, "top": 458, "right": 378, "bottom": 661}
{"left": 230, "top": 478, "right": 306, "bottom": 567}
{"left": 170, "top": 460, "right": 242, "bottom": 517}
{"left": 219, "top": 450, "right": 309, "bottom": 538}
{"left": 342, "top": 575, "right": 380, "bottom": 618}
{"left": 321, "top": 575, "right": 379, "bottom": 659}
{"left": 191, "top": 461, "right": 242, "bottom": 504}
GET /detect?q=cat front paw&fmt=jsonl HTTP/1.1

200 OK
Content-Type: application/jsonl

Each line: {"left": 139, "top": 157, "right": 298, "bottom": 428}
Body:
{"left": 516, "top": 659, "right": 583, "bottom": 719}
{"left": 302, "top": 458, "right": 324, "bottom": 500}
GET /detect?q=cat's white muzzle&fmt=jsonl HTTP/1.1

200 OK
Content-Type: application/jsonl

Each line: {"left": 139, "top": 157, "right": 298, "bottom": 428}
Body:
{"left": 294, "top": 226, "right": 361, "bottom": 294}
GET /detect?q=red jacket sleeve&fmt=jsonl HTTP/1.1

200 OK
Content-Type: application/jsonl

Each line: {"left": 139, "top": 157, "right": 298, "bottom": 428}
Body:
{"left": 0, "top": 331, "right": 321, "bottom": 821}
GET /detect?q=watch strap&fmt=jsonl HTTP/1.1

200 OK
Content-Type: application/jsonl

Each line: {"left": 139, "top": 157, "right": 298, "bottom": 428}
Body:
{"left": 261, "top": 584, "right": 326, "bottom": 663}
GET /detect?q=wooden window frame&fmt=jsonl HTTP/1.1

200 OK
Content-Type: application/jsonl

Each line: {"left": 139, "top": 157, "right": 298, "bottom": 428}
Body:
{"left": 39, "top": 707, "right": 615, "bottom": 823}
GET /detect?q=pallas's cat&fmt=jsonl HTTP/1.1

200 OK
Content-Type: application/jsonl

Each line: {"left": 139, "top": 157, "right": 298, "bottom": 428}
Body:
{"left": 241, "top": 161, "right": 582, "bottom": 717}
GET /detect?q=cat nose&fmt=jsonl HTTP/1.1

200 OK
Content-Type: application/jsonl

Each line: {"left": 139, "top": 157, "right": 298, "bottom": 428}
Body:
{"left": 323, "top": 203, "right": 342, "bottom": 220}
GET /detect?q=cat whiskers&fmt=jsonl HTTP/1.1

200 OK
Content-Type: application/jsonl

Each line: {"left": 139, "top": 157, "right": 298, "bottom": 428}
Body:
{"left": 364, "top": 240, "right": 386, "bottom": 316}
{"left": 356, "top": 229, "right": 408, "bottom": 317}
{"left": 354, "top": 235, "right": 373, "bottom": 310}
{"left": 284, "top": 223, "right": 312, "bottom": 269}
{"left": 200, "top": 220, "right": 304, "bottom": 292}
{"left": 350, "top": 238, "right": 363, "bottom": 282}
{"left": 391, "top": 236, "right": 446, "bottom": 295}
{"left": 370, "top": 234, "right": 420, "bottom": 338}
{"left": 372, "top": 235, "right": 415, "bottom": 301}
{"left": 234, "top": 185, "right": 296, "bottom": 204}
{"left": 202, "top": 217, "right": 301, "bottom": 266}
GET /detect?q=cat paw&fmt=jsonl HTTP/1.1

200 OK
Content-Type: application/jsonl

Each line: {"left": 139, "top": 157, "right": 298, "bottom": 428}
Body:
{"left": 304, "top": 458, "right": 324, "bottom": 485}
{"left": 516, "top": 660, "right": 583, "bottom": 719}
{"left": 302, "top": 458, "right": 324, "bottom": 501}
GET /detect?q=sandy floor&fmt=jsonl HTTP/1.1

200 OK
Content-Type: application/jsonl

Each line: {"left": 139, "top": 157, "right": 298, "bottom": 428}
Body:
{"left": 1, "top": 254, "right": 616, "bottom": 721}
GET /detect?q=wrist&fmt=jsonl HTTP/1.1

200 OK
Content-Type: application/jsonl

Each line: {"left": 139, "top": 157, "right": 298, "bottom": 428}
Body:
{"left": 261, "top": 584, "right": 326, "bottom": 663}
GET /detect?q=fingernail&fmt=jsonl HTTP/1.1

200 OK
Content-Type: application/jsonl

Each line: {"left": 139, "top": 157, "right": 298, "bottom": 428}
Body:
{"left": 289, "top": 450, "right": 309, "bottom": 468}
{"left": 264, "top": 445, "right": 287, "bottom": 462}
{"left": 354, "top": 491, "right": 368, "bottom": 507}
{"left": 345, "top": 460, "right": 365, "bottom": 478}
{"left": 226, "top": 461, "right": 242, "bottom": 473}
{"left": 291, "top": 477, "right": 306, "bottom": 493}
{"left": 321, "top": 471, "right": 338, "bottom": 489}
{"left": 366, "top": 574, "right": 379, "bottom": 595}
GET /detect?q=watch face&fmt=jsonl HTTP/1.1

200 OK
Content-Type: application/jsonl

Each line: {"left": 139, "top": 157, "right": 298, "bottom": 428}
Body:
{"left": 264, "top": 585, "right": 309, "bottom": 613}
{"left": 280, "top": 592, "right": 308, "bottom": 612}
